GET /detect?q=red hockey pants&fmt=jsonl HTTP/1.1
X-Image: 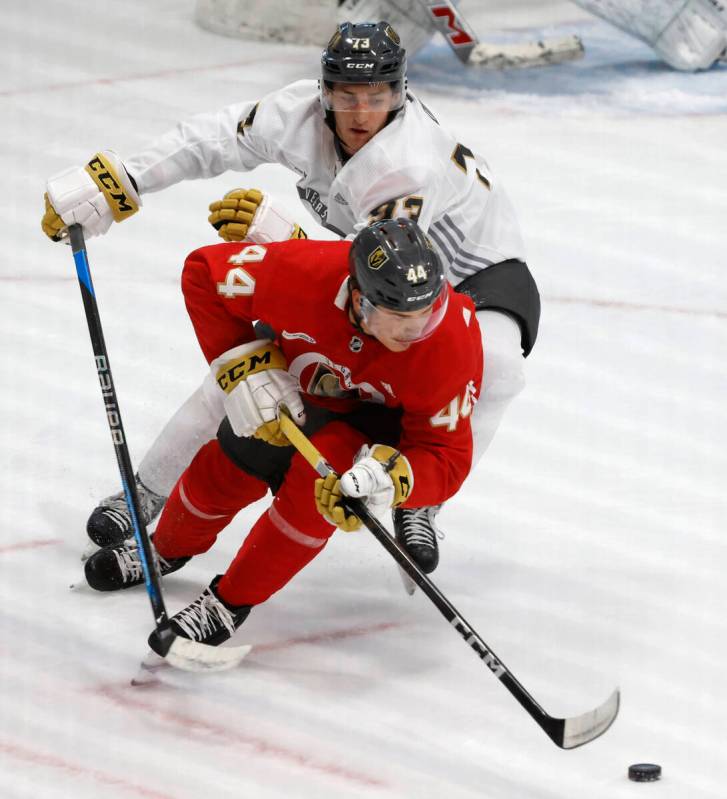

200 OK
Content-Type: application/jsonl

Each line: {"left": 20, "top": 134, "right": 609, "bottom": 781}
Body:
{"left": 153, "top": 421, "right": 369, "bottom": 607}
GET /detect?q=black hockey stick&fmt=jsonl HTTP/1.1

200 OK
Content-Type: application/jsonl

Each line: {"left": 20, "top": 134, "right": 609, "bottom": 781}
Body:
{"left": 68, "top": 224, "right": 248, "bottom": 672}
{"left": 278, "top": 409, "right": 619, "bottom": 748}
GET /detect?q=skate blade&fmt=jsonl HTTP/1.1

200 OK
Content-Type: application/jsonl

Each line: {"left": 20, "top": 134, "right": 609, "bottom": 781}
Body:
{"left": 398, "top": 566, "right": 417, "bottom": 596}
{"left": 131, "top": 650, "right": 169, "bottom": 686}
{"left": 80, "top": 540, "right": 99, "bottom": 562}
{"left": 131, "top": 651, "right": 202, "bottom": 688}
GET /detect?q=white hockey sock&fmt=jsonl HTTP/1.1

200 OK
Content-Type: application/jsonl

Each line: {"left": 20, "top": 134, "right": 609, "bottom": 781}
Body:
{"left": 471, "top": 310, "right": 526, "bottom": 467}
{"left": 137, "top": 383, "right": 225, "bottom": 497}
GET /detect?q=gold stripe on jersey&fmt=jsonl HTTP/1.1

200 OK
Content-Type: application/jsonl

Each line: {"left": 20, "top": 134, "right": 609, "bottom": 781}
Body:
{"left": 237, "top": 103, "right": 259, "bottom": 137}
{"left": 451, "top": 143, "right": 492, "bottom": 190}
{"left": 450, "top": 142, "right": 472, "bottom": 174}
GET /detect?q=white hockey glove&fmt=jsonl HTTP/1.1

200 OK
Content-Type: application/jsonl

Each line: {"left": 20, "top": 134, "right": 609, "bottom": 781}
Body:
{"left": 314, "top": 444, "right": 413, "bottom": 532}
{"left": 42, "top": 151, "right": 141, "bottom": 241}
{"left": 209, "top": 339, "right": 305, "bottom": 446}
{"left": 208, "top": 188, "right": 308, "bottom": 243}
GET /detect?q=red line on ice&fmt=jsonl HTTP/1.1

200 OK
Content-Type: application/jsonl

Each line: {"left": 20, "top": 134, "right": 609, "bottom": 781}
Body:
{"left": 97, "top": 684, "right": 387, "bottom": 790}
{"left": 550, "top": 295, "right": 727, "bottom": 319}
{"left": 0, "top": 275, "right": 74, "bottom": 282}
{"left": 254, "top": 620, "right": 405, "bottom": 653}
{"left": 0, "top": 739, "right": 178, "bottom": 799}
{"left": 0, "top": 58, "right": 272, "bottom": 98}
{"left": 0, "top": 538, "right": 61, "bottom": 554}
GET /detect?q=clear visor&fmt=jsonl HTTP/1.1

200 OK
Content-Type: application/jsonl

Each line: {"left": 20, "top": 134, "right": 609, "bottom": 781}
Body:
{"left": 359, "top": 289, "right": 448, "bottom": 345}
{"left": 322, "top": 81, "right": 404, "bottom": 113}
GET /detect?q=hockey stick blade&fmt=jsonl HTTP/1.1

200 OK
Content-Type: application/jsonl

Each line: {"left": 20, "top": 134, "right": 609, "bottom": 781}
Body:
{"left": 548, "top": 688, "right": 620, "bottom": 749}
{"left": 165, "top": 636, "right": 252, "bottom": 672}
{"left": 152, "top": 624, "right": 252, "bottom": 673}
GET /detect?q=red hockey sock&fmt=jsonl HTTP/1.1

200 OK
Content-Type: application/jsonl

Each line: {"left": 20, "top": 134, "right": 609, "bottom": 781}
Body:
{"left": 217, "top": 504, "right": 330, "bottom": 606}
{"left": 154, "top": 439, "right": 268, "bottom": 559}
{"left": 216, "top": 421, "right": 369, "bottom": 606}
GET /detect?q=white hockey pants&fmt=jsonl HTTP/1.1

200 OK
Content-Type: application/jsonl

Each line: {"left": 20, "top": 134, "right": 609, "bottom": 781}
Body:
{"left": 471, "top": 309, "right": 526, "bottom": 467}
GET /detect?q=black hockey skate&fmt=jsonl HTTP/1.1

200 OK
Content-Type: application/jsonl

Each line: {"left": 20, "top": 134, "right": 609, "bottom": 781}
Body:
{"left": 86, "top": 475, "right": 166, "bottom": 547}
{"left": 84, "top": 538, "right": 190, "bottom": 591}
{"left": 148, "top": 576, "right": 251, "bottom": 654}
{"left": 393, "top": 505, "right": 443, "bottom": 575}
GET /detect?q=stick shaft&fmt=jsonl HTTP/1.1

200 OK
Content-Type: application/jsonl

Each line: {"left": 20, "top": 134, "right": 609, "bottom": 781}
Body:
{"left": 277, "top": 412, "right": 562, "bottom": 733}
{"left": 279, "top": 411, "right": 631, "bottom": 747}
{"left": 338, "top": 500, "right": 557, "bottom": 735}
{"left": 68, "top": 224, "right": 170, "bottom": 631}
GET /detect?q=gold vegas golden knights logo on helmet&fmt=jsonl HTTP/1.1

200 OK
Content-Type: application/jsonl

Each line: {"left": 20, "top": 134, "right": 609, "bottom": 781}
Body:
{"left": 368, "top": 245, "right": 389, "bottom": 270}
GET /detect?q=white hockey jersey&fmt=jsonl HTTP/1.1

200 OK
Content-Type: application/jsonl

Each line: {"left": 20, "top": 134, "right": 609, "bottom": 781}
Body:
{"left": 125, "top": 79, "right": 525, "bottom": 286}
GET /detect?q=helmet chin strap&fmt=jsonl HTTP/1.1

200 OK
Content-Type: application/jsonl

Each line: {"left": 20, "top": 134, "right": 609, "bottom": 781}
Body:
{"left": 347, "top": 282, "right": 365, "bottom": 332}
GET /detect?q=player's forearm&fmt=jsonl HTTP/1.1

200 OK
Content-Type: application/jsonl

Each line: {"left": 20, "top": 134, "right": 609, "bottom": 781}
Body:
{"left": 125, "top": 102, "right": 262, "bottom": 194}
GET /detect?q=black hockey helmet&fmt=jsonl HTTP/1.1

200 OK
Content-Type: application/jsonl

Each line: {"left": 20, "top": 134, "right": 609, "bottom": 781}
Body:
{"left": 321, "top": 21, "right": 407, "bottom": 112}
{"left": 350, "top": 216, "right": 445, "bottom": 306}
{"left": 322, "top": 21, "right": 406, "bottom": 85}
{"left": 349, "top": 219, "right": 447, "bottom": 343}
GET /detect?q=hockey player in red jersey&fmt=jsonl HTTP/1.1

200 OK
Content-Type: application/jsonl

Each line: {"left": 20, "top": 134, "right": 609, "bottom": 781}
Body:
{"left": 84, "top": 218, "right": 482, "bottom": 648}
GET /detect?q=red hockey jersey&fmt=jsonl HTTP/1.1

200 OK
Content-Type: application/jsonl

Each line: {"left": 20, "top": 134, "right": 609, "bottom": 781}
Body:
{"left": 182, "top": 239, "right": 483, "bottom": 507}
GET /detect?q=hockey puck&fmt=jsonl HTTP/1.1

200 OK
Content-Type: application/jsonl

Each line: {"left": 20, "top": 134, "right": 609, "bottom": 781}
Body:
{"left": 628, "top": 764, "right": 661, "bottom": 782}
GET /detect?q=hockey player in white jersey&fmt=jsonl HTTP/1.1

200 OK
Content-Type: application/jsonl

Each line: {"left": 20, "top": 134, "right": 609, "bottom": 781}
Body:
{"left": 42, "top": 21, "right": 539, "bottom": 574}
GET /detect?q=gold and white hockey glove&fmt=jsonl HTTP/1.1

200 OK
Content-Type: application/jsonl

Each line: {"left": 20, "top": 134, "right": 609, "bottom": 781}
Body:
{"left": 314, "top": 444, "right": 413, "bottom": 532}
{"left": 42, "top": 151, "right": 141, "bottom": 241}
{"left": 208, "top": 188, "right": 307, "bottom": 243}
{"left": 209, "top": 339, "right": 305, "bottom": 446}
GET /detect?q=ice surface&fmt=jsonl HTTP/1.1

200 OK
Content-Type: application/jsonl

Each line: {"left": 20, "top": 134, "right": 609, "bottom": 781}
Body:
{"left": 1, "top": 1, "right": 725, "bottom": 797}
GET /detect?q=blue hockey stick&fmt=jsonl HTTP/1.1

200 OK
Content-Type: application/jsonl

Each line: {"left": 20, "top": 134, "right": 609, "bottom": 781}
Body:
{"left": 68, "top": 223, "right": 249, "bottom": 672}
